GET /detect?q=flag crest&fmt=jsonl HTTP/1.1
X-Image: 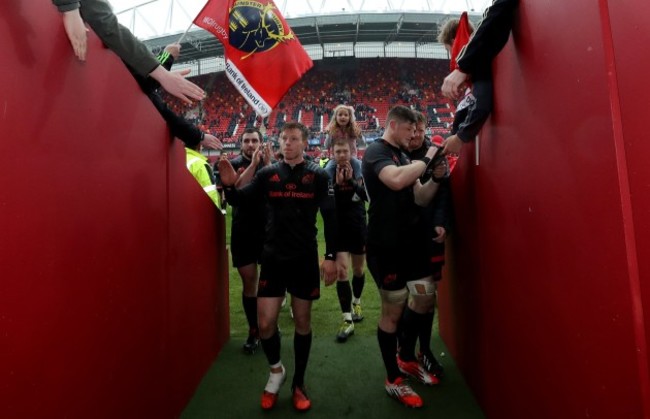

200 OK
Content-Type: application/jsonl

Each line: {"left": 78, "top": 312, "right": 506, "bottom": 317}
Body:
{"left": 194, "top": 0, "right": 313, "bottom": 117}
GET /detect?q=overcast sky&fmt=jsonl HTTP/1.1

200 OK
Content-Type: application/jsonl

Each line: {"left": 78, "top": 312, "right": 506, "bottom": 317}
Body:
{"left": 110, "top": 0, "right": 492, "bottom": 40}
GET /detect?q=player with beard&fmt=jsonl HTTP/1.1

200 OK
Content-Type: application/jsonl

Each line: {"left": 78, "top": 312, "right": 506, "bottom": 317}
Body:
{"left": 404, "top": 112, "right": 451, "bottom": 379}
{"left": 226, "top": 128, "right": 274, "bottom": 354}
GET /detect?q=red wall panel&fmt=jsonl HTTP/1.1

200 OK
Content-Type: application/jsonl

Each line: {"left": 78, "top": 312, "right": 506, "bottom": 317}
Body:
{"left": 607, "top": 3, "right": 650, "bottom": 414}
{"left": 0, "top": 3, "right": 227, "bottom": 418}
{"left": 439, "top": 0, "right": 650, "bottom": 417}
{"left": 166, "top": 141, "right": 229, "bottom": 413}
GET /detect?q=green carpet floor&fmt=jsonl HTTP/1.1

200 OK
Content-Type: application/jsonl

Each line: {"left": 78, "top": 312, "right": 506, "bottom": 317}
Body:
{"left": 182, "top": 313, "right": 485, "bottom": 419}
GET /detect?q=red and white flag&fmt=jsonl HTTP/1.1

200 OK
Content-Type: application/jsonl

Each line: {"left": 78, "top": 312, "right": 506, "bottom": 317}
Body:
{"left": 193, "top": 0, "right": 313, "bottom": 117}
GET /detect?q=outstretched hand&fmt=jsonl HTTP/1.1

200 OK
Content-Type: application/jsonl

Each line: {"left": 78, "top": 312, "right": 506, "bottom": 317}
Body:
{"left": 217, "top": 155, "right": 237, "bottom": 186}
{"left": 150, "top": 67, "right": 205, "bottom": 105}
{"left": 201, "top": 134, "right": 223, "bottom": 150}
{"left": 62, "top": 9, "right": 89, "bottom": 61}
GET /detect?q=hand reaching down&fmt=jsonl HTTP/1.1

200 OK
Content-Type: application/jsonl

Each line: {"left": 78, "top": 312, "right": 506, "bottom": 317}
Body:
{"left": 441, "top": 134, "right": 463, "bottom": 155}
{"left": 201, "top": 134, "right": 223, "bottom": 150}
{"left": 441, "top": 69, "right": 469, "bottom": 100}
{"left": 150, "top": 67, "right": 205, "bottom": 105}
{"left": 62, "top": 9, "right": 89, "bottom": 61}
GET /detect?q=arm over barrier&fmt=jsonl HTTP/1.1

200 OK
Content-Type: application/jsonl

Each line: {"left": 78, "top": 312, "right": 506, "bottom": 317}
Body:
{"left": 438, "top": 1, "right": 650, "bottom": 418}
{"left": 0, "top": 4, "right": 228, "bottom": 418}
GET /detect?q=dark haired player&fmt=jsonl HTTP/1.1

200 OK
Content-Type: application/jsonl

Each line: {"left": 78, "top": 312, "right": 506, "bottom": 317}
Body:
{"left": 362, "top": 105, "right": 442, "bottom": 408}
{"left": 225, "top": 128, "right": 273, "bottom": 354}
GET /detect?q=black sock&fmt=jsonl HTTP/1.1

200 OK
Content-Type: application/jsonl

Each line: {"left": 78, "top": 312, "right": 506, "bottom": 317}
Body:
{"left": 398, "top": 307, "right": 422, "bottom": 362}
{"left": 336, "top": 281, "right": 352, "bottom": 314}
{"left": 261, "top": 331, "right": 281, "bottom": 366}
{"left": 242, "top": 294, "right": 258, "bottom": 335}
{"left": 352, "top": 274, "right": 365, "bottom": 300}
{"left": 377, "top": 327, "right": 401, "bottom": 382}
{"left": 418, "top": 311, "right": 435, "bottom": 355}
{"left": 293, "top": 331, "right": 312, "bottom": 388}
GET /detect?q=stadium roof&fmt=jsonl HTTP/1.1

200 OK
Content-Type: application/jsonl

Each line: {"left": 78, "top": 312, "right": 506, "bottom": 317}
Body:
{"left": 113, "top": 0, "right": 491, "bottom": 65}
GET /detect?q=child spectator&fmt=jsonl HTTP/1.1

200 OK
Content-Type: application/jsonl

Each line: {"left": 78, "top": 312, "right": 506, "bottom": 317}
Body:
{"left": 324, "top": 105, "right": 365, "bottom": 158}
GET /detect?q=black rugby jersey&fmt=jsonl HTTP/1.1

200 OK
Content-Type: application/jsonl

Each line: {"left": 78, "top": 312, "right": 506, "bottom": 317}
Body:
{"left": 325, "top": 159, "right": 367, "bottom": 235}
{"left": 362, "top": 139, "right": 421, "bottom": 248}
{"left": 225, "top": 160, "right": 338, "bottom": 260}
{"left": 227, "top": 155, "right": 267, "bottom": 230}
{"left": 406, "top": 140, "right": 453, "bottom": 238}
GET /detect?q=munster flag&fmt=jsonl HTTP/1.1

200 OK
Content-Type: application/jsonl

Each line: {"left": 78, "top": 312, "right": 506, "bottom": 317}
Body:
{"left": 450, "top": 12, "right": 472, "bottom": 72}
{"left": 193, "top": 0, "right": 313, "bottom": 116}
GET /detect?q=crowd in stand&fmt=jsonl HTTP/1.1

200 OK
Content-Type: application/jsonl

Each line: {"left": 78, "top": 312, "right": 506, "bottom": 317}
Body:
{"left": 161, "top": 58, "right": 456, "bottom": 158}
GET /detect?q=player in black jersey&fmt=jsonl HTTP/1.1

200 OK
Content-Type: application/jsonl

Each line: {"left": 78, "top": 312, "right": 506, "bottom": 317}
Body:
{"left": 219, "top": 122, "right": 343, "bottom": 412}
{"left": 362, "top": 106, "right": 443, "bottom": 408}
{"left": 405, "top": 112, "right": 452, "bottom": 379}
{"left": 226, "top": 128, "right": 274, "bottom": 354}
{"left": 325, "top": 138, "right": 367, "bottom": 342}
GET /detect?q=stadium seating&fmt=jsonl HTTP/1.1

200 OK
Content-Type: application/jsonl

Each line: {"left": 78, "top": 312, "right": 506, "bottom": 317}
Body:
{"left": 162, "top": 58, "right": 456, "bottom": 146}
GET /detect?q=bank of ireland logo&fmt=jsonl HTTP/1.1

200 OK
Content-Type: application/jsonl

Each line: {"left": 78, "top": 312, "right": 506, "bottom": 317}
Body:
{"left": 228, "top": 1, "right": 295, "bottom": 59}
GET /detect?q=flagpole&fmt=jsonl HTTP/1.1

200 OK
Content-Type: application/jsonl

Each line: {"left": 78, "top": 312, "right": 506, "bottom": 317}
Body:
{"left": 177, "top": 21, "right": 194, "bottom": 44}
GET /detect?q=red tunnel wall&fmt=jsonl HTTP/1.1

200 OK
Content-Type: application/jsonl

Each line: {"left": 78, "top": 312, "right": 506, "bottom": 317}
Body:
{"left": 438, "top": 1, "right": 650, "bottom": 418}
{"left": 0, "top": 3, "right": 228, "bottom": 418}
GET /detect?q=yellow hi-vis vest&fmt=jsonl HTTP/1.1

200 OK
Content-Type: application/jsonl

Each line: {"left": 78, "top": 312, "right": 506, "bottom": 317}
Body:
{"left": 185, "top": 148, "right": 221, "bottom": 210}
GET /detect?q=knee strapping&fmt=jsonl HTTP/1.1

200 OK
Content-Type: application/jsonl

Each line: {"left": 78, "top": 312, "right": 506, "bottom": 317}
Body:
{"left": 380, "top": 288, "right": 409, "bottom": 303}
{"left": 407, "top": 279, "right": 436, "bottom": 296}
